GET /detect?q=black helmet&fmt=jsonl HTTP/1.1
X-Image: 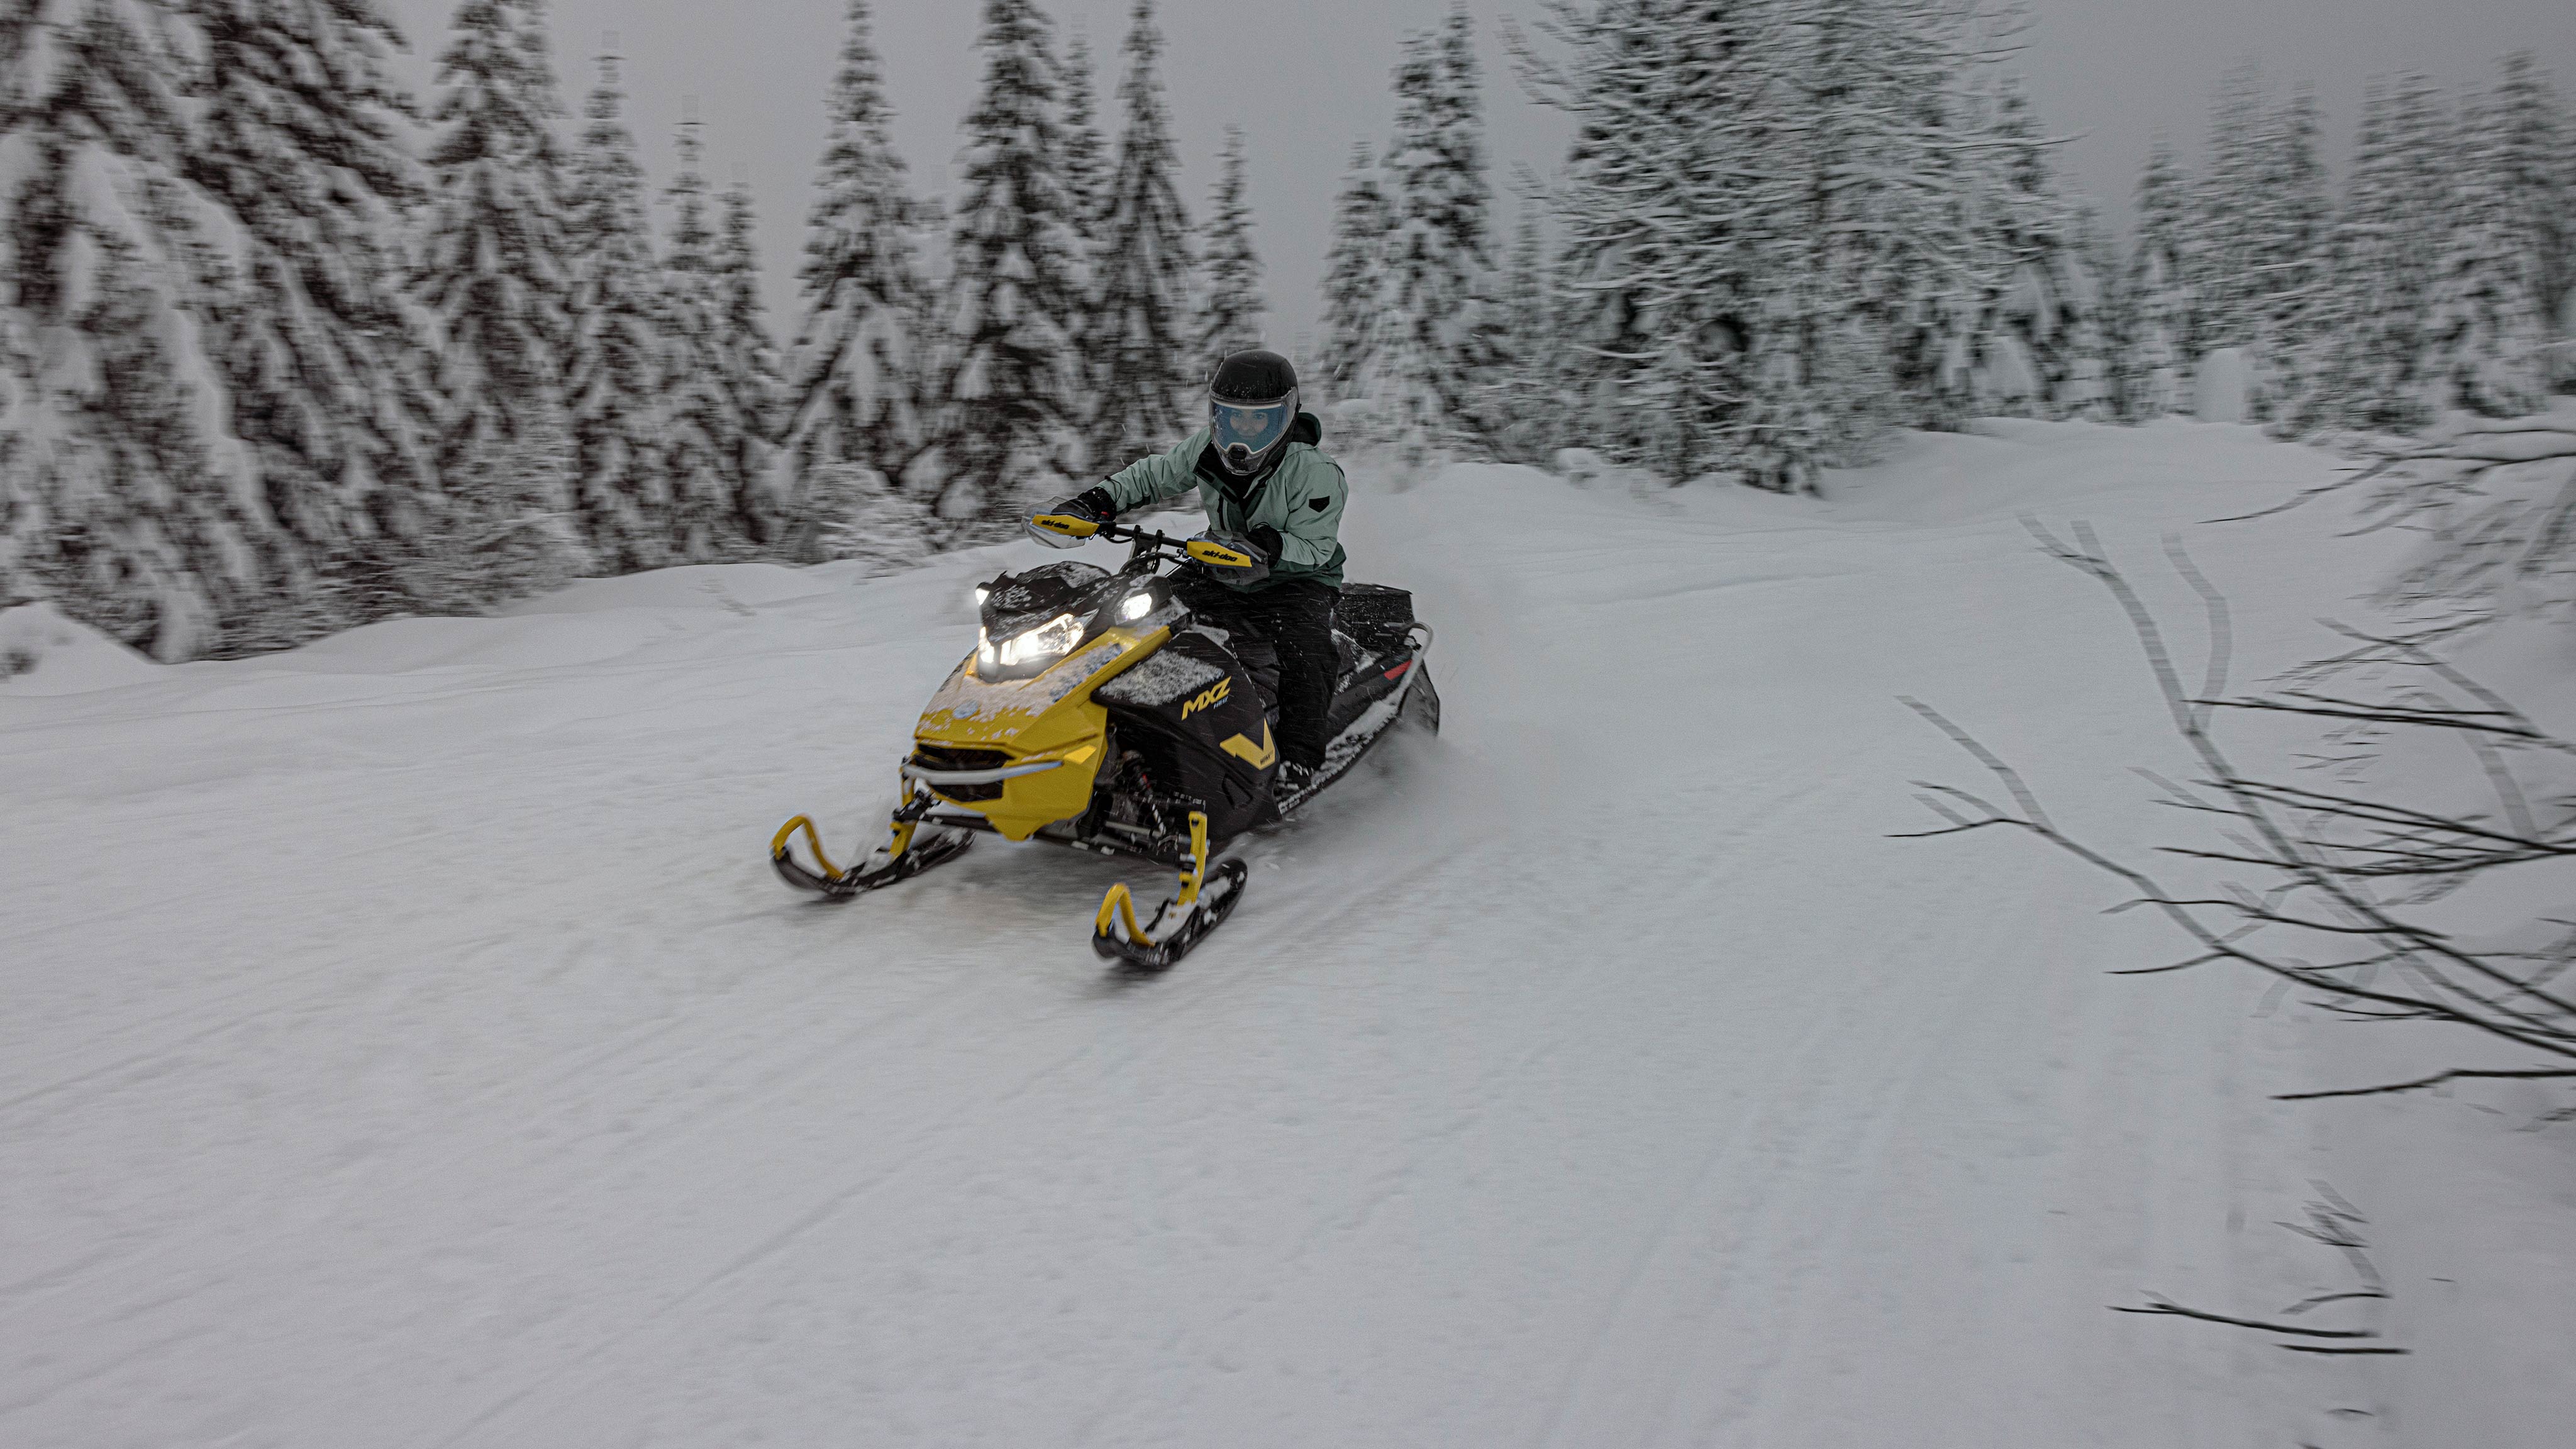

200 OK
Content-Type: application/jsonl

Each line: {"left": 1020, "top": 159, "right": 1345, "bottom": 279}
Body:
{"left": 1208, "top": 350, "right": 1300, "bottom": 477}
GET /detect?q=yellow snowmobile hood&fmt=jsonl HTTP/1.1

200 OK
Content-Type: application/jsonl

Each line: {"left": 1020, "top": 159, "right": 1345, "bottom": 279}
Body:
{"left": 911, "top": 621, "right": 1171, "bottom": 840}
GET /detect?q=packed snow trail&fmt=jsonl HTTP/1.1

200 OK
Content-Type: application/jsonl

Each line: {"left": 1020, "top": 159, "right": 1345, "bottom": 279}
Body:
{"left": 3, "top": 422, "right": 2558, "bottom": 1445}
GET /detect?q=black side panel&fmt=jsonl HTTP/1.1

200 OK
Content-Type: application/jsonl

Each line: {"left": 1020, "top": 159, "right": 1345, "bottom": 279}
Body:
{"left": 1324, "top": 642, "right": 1419, "bottom": 741}
{"left": 1101, "top": 630, "right": 1274, "bottom": 843}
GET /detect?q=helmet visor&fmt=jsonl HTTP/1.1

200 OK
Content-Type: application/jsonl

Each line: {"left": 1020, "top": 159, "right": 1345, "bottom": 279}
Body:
{"left": 1211, "top": 399, "right": 1291, "bottom": 464}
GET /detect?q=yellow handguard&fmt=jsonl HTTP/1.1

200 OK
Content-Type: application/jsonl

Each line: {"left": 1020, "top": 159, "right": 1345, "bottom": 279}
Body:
{"left": 1030, "top": 511, "right": 1102, "bottom": 541}
{"left": 1184, "top": 538, "right": 1257, "bottom": 569}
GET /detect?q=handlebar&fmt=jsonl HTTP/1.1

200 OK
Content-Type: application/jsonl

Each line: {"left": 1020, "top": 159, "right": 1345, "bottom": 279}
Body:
{"left": 1095, "top": 519, "right": 1191, "bottom": 552}
{"left": 1029, "top": 511, "right": 1260, "bottom": 574}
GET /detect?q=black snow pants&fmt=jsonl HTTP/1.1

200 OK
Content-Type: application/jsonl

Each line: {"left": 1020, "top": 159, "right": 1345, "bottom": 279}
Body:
{"left": 1172, "top": 574, "right": 1339, "bottom": 770}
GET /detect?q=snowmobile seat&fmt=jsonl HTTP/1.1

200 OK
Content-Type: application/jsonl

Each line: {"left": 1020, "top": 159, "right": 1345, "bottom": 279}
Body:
{"left": 1337, "top": 584, "right": 1418, "bottom": 656}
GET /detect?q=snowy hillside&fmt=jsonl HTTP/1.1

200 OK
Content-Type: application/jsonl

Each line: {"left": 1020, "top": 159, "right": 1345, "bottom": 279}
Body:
{"left": 4, "top": 423, "right": 2570, "bottom": 1446}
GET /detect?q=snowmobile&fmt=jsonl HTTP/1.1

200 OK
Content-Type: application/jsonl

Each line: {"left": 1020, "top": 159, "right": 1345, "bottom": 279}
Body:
{"left": 770, "top": 515, "right": 1439, "bottom": 970}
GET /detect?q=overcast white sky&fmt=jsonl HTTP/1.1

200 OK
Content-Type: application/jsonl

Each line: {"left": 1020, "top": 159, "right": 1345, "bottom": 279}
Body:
{"left": 379, "top": 1, "right": 2576, "bottom": 353}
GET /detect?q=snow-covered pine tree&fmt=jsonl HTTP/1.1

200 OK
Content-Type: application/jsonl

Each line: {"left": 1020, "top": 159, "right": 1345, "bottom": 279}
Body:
{"left": 186, "top": 0, "right": 433, "bottom": 645}
{"left": 929, "top": 0, "right": 1084, "bottom": 528}
{"left": 2123, "top": 140, "right": 2194, "bottom": 418}
{"left": 2295, "top": 81, "right": 2414, "bottom": 432}
{"left": 412, "top": 0, "right": 584, "bottom": 608}
{"left": 2423, "top": 91, "right": 2549, "bottom": 416}
{"left": 1479, "top": 203, "right": 1560, "bottom": 462}
{"left": 716, "top": 179, "right": 785, "bottom": 537}
{"left": 1979, "top": 73, "right": 2107, "bottom": 419}
{"left": 1085, "top": 0, "right": 1196, "bottom": 472}
{"left": 2287, "top": 77, "right": 2452, "bottom": 433}
{"left": 1432, "top": 0, "right": 1506, "bottom": 438}
{"left": 1527, "top": 0, "right": 1674, "bottom": 472}
{"left": 784, "top": 0, "right": 929, "bottom": 560}
{"left": 1060, "top": 26, "right": 1109, "bottom": 242}
{"left": 1533, "top": 0, "right": 1815, "bottom": 483}
{"left": 1362, "top": 30, "right": 1459, "bottom": 477}
{"left": 2246, "top": 86, "right": 2333, "bottom": 420}
{"left": 1365, "top": 11, "right": 1505, "bottom": 470}
{"left": 1423, "top": 4, "right": 1498, "bottom": 433}
{"left": 1430, "top": 1, "right": 1492, "bottom": 274}
{"left": 563, "top": 50, "right": 669, "bottom": 574}
{"left": 1057, "top": 21, "right": 1109, "bottom": 452}
{"left": 1, "top": 1, "right": 257, "bottom": 657}
{"left": 2386, "top": 75, "right": 2463, "bottom": 419}
{"left": 1316, "top": 143, "right": 1387, "bottom": 407}
{"left": 2190, "top": 61, "right": 2270, "bottom": 355}
{"left": 1770, "top": 0, "right": 1887, "bottom": 449}
{"left": 658, "top": 117, "right": 761, "bottom": 559}
{"left": 1811, "top": 0, "right": 2026, "bottom": 445}
{"left": 1194, "top": 126, "right": 1265, "bottom": 378}
{"left": 2488, "top": 53, "right": 2571, "bottom": 387}
{"left": 2073, "top": 203, "right": 2124, "bottom": 419}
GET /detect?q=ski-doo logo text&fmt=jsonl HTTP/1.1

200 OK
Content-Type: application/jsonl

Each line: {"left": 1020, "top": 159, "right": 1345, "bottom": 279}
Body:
{"left": 1181, "top": 679, "right": 1232, "bottom": 719}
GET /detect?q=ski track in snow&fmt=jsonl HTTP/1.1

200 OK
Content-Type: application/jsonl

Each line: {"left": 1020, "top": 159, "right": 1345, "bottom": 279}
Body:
{"left": 4, "top": 421, "right": 2566, "bottom": 1445}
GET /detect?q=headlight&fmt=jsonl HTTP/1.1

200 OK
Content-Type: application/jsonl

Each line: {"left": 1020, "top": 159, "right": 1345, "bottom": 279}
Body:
{"left": 974, "top": 586, "right": 990, "bottom": 607}
{"left": 987, "top": 611, "right": 1085, "bottom": 670}
{"left": 1119, "top": 591, "right": 1153, "bottom": 622}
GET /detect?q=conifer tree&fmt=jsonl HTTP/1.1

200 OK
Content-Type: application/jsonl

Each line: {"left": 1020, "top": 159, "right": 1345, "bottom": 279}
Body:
{"left": 1363, "top": 31, "right": 1459, "bottom": 475}
{"left": 2423, "top": 94, "right": 2548, "bottom": 415}
{"left": 1429, "top": 3, "right": 1492, "bottom": 288}
{"left": 2, "top": 1, "right": 256, "bottom": 657}
{"left": 1194, "top": 126, "right": 1265, "bottom": 377}
{"left": 717, "top": 180, "right": 784, "bottom": 531}
{"left": 1060, "top": 25, "right": 1109, "bottom": 246}
{"left": 930, "top": 0, "right": 1084, "bottom": 527}
{"left": 2249, "top": 86, "right": 2333, "bottom": 417}
{"left": 2489, "top": 53, "right": 2571, "bottom": 386}
{"left": 2123, "top": 140, "right": 2193, "bottom": 418}
{"left": 2192, "top": 62, "right": 2271, "bottom": 353}
{"left": 564, "top": 50, "right": 670, "bottom": 573}
{"left": 1058, "top": 23, "right": 1110, "bottom": 447}
{"left": 2357, "top": 75, "right": 2462, "bottom": 423}
{"left": 413, "top": 0, "right": 582, "bottom": 606}
{"left": 786, "top": 0, "right": 928, "bottom": 557}
{"left": 660, "top": 117, "right": 756, "bottom": 558}
{"left": 1317, "top": 143, "right": 1388, "bottom": 406}
{"left": 187, "top": 0, "right": 431, "bottom": 641}
{"left": 2287, "top": 79, "right": 2448, "bottom": 433}
{"left": 1533, "top": 0, "right": 1671, "bottom": 470}
{"left": 1480, "top": 204, "right": 1560, "bottom": 461}
{"left": 1368, "top": 5, "right": 1494, "bottom": 447}
{"left": 1980, "top": 74, "right": 2106, "bottom": 419}
{"left": 1087, "top": 0, "right": 1197, "bottom": 470}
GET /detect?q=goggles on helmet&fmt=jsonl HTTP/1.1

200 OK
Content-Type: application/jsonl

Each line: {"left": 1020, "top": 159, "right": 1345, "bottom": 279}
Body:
{"left": 1211, "top": 397, "right": 1292, "bottom": 474}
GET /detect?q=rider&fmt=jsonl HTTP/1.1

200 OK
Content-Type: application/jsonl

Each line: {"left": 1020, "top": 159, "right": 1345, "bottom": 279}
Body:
{"left": 1030, "top": 350, "right": 1346, "bottom": 800}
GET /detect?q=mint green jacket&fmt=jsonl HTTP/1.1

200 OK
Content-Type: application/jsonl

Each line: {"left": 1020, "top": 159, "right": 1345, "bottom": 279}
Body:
{"left": 1099, "top": 415, "right": 1348, "bottom": 591}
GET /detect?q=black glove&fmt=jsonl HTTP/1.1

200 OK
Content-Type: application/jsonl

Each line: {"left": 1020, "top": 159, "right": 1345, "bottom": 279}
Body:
{"left": 1246, "top": 525, "right": 1284, "bottom": 565}
{"left": 1070, "top": 484, "right": 1118, "bottom": 518}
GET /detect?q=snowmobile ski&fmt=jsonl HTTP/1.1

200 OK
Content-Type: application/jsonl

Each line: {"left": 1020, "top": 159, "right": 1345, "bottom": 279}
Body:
{"left": 1092, "top": 810, "right": 1250, "bottom": 972}
{"left": 771, "top": 792, "right": 972, "bottom": 901}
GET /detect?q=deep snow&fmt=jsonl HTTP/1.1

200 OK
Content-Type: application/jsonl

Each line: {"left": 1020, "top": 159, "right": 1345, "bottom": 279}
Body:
{"left": 4, "top": 421, "right": 2570, "bottom": 1446}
